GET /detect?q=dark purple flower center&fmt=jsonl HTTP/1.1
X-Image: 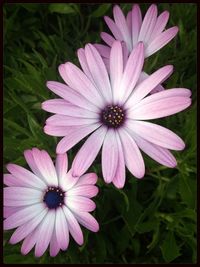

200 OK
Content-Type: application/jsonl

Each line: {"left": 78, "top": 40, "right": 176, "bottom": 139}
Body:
{"left": 101, "top": 105, "right": 126, "bottom": 128}
{"left": 43, "top": 187, "right": 65, "bottom": 209}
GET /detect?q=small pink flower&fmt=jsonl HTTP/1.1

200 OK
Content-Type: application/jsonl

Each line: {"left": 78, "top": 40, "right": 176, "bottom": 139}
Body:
{"left": 98, "top": 4, "right": 179, "bottom": 59}
{"left": 4, "top": 148, "right": 99, "bottom": 257}
{"left": 42, "top": 41, "right": 191, "bottom": 188}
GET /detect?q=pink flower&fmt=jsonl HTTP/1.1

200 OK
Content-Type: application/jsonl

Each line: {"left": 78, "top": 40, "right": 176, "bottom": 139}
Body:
{"left": 42, "top": 41, "right": 191, "bottom": 189}
{"left": 98, "top": 4, "right": 178, "bottom": 59}
{"left": 4, "top": 148, "right": 99, "bottom": 257}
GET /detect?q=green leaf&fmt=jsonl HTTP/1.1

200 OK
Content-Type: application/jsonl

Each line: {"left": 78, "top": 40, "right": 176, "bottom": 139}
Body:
{"left": 160, "top": 231, "right": 180, "bottom": 263}
{"left": 179, "top": 176, "right": 196, "bottom": 208}
{"left": 49, "top": 4, "right": 77, "bottom": 14}
{"left": 91, "top": 4, "right": 111, "bottom": 17}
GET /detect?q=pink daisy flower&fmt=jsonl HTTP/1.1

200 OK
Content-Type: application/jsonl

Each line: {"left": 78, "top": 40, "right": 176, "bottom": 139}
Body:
{"left": 42, "top": 41, "right": 191, "bottom": 189}
{"left": 4, "top": 148, "right": 99, "bottom": 257}
{"left": 97, "top": 4, "right": 179, "bottom": 60}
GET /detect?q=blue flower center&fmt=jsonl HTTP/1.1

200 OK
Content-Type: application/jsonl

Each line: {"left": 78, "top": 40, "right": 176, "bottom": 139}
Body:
{"left": 101, "top": 105, "right": 126, "bottom": 128}
{"left": 43, "top": 187, "right": 65, "bottom": 209}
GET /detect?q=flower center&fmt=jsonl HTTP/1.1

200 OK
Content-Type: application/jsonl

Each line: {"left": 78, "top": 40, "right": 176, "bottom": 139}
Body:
{"left": 43, "top": 187, "right": 65, "bottom": 209}
{"left": 101, "top": 105, "right": 126, "bottom": 128}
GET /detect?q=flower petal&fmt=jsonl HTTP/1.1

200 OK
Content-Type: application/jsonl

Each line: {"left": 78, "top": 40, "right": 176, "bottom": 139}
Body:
{"left": 128, "top": 90, "right": 191, "bottom": 120}
{"left": 77, "top": 48, "right": 93, "bottom": 80}
{"left": 60, "top": 62, "right": 104, "bottom": 108}
{"left": 104, "top": 15, "right": 123, "bottom": 40}
{"left": 66, "top": 196, "right": 96, "bottom": 212}
{"left": 102, "top": 129, "right": 118, "bottom": 183}
{"left": 67, "top": 185, "right": 98, "bottom": 198}
{"left": 75, "top": 173, "right": 98, "bottom": 186}
{"left": 4, "top": 203, "right": 45, "bottom": 230}
{"left": 6, "top": 163, "right": 46, "bottom": 190}
{"left": 110, "top": 41, "right": 123, "bottom": 102}
{"left": 9, "top": 208, "right": 48, "bottom": 244}
{"left": 138, "top": 4, "right": 158, "bottom": 43}
{"left": 120, "top": 42, "right": 144, "bottom": 103}
{"left": 31, "top": 148, "right": 58, "bottom": 186}
{"left": 85, "top": 44, "right": 112, "bottom": 103}
{"left": 63, "top": 206, "right": 83, "bottom": 245}
{"left": 113, "top": 5, "right": 132, "bottom": 51}
{"left": 132, "top": 133, "right": 177, "bottom": 168}
{"left": 72, "top": 126, "right": 107, "bottom": 177}
{"left": 149, "top": 11, "right": 170, "bottom": 42}
{"left": 21, "top": 227, "right": 39, "bottom": 255}
{"left": 72, "top": 211, "right": 99, "bottom": 232}
{"left": 44, "top": 125, "right": 73, "bottom": 137}
{"left": 126, "top": 65, "right": 173, "bottom": 108}
{"left": 46, "top": 114, "right": 98, "bottom": 127}
{"left": 50, "top": 225, "right": 60, "bottom": 257}
{"left": 93, "top": 44, "right": 111, "bottom": 58}
{"left": 137, "top": 71, "right": 165, "bottom": 94}
{"left": 56, "top": 123, "right": 101, "bottom": 154}
{"left": 112, "top": 133, "right": 126, "bottom": 189}
{"left": 128, "top": 120, "right": 185, "bottom": 150}
{"left": 146, "top": 26, "right": 179, "bottom": 57}
{"left": 56, "top": 153, "right": 68, "bottom": 181}
{"left": 42, "top": 99, "right": 98, "bottom": 118}
{"left": 118, "top": 128, "right": 145, "bottom": 178}
{"left": 55, "top": 208, "right": 69, "bottom": 250}
{"left": 101, "top": 32, "right": 115, "bottom": 46}
{"left": 35, "top": 210, "right": 55, "bottom": 257}
{"left": 131, "top": 4, "right": 142, "bottom": 47}
{"left": 46, "top": 81, "right": 99, "bottom": 112}
{"left": 4, "top": 187, "right": 42, "bottom": 202}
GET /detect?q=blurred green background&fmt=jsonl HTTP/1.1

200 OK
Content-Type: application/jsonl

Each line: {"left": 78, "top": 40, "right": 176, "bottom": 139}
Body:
{"left": 3, "top": 3, "right": 197, "bottom": 264}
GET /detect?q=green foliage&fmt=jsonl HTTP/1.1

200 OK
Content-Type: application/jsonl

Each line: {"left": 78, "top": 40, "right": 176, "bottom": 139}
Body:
{"left": 3, "top": 3, "right": 196, "bottom": 264}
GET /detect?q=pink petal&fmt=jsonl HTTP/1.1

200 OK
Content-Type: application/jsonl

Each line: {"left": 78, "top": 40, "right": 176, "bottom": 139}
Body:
{"left": 102, "top": 129, "right": 118, "bottom": 183}
{"left": 21, "top": 227, "right": 39, "bottom": 255}
{"left": 66, "top": 196, "right": 96, "bottom": 212}
{"left": 128, "top": 90, "right": 191, "bottom": 120}
{"left": 9, "top": 208, "right": 48, "bottom": 244}
{"left": 63, "top": 206, "right": 83, "bottom": 245}
{"left": 149, "top": 11, "right": 170, "bottom": 42}
{"left": 55, "top": 208, "right": 69, "bottom": 250}
{"left": 126, "top": 65, "right": 173, "bottom": 108}
{"left": 60, "top": 62, "right": 104, "bottom": 108}
{"left": 72, "top": 211, "right": 99, "bottom": 232}
{"left": 120, "top": 42, "right": 144, "bottom": 103}
{"left": 4, "top": 203, "right": 44, "bottom": 230}
{"left": 56, "top": 123, "right": 101, "bottom": 154}
{"left": 4, "top": 206, "right": 23, "bottom": 218}
{"left": 128, "top": 120, "right": 185, "bottom": 151}
{"left": 101, "top": 32, "right": 115, "bottom": 46}
{"left": 131, "top": 4, "right": 142, "bottom": 47}
{"left": 137, "top": 71, "right": 165, "bottom": 94}
{"left": 77, "top": 48, "right": 93, "bottom": 81}
{"left": 118, "top": 128, "right": 145, "bottom": 178}
{"left": 72, "top": 126, "right": 107, "bottom": 177}
{"left": 113, "top": 5, "right": 132, "bottom": 51}
{"left": 50, "top": 226, "right": 60, "bottom": 257}
{"left": 67, "top": 185, "right": 99, "bottom": 198}
{"left": 59, "top": 169, "right": 79, "bottom": 192}
{"left": 93, "top": 44, "right": 111, "bottom": 58}
{"left": 112, "top": 133, "right": 126, "bottom": 189}
{"left": 132, "top": 133, "right": 177, "bottom": 168}
{"left": 146, "top": 26, "right": 179, "bottom": 57}
{"left": 126, "top": 10, "right": 132, "bottom": 37}
{"left": 85, "top": 44, "right": 112, "bottom": 103}
{"left": 31, "top": 148, "right": 58, "bottom": 186}
{"left": 75, "top": 173, "right": 98, "bottom": 186}
{"left": 4, "top": 174, "right": 18, "bottom": 186}
{"left": 104, "top": 16, "right": 123, "bottom": 40}
{"left": 110, "top": 41, "right": 123, "bottom": 103}
{"left": 46, "top": 114, "right": 98, "bottom": 126}
{"left": 46, "top": 81, "right": 99, "bottom": 112}
{"left": 44, "top": 125, "right": 73, "bottom": 137}
{"left": 4, "top": 187, "right": 41, "bottom": 202}
{"left": 55, "top": 153, "right": 68, "bottom": 180}
{"left": 138, "top": 4, "right": 158, "bottom": 43}
{"left": 6, "top": 163, "right": 46, "bottom": 190}
{"left": 35, "top": 210, "right": 55, "bottom": 257}
{"left": 42, "top": 99, "right": 98, "bottom": 118}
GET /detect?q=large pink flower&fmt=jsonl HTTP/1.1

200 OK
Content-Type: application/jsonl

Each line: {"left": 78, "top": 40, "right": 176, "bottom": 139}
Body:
{"left": 42, "top": 41, "right": 191, "bottom": 188}
{"left": 4, "top": 148, "right": 99, "bottom": 257}
{"left": 97, "top": 4, "right": 178, "bottom": 60}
